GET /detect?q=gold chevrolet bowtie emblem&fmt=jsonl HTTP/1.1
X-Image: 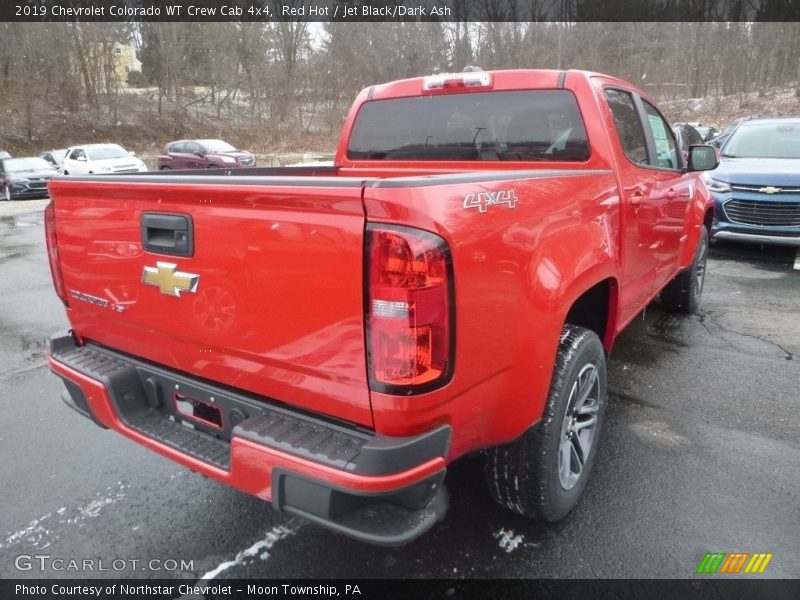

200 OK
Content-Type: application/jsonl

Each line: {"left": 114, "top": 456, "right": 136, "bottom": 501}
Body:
{"left": 759, "top": 186, "right": 781, "bottom": 194}
{"left": 142, "top": 262, "right": 199, "bottom": 297}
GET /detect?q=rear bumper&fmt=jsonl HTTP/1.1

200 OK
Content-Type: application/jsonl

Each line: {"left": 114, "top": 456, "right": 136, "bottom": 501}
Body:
{"left": 48, "top": 330, "right": 449, "bottom": 545}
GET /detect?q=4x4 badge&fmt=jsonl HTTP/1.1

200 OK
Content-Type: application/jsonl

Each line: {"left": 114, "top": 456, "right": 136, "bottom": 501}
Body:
{"left": 464, "top": 189, "right": 519, "bottom": 213}
{"left": 142, "top": 262, "right": 199, "bottom": 297}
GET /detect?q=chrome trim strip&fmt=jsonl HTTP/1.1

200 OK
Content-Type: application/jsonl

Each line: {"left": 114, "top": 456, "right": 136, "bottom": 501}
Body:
{"left": 712, "top": 230, "right": 800, "bottom": 246}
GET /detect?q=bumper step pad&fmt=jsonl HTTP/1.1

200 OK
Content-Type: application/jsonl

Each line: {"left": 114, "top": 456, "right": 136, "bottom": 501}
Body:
{"left": 128, "top": 410, "right": 231, "bottom": 470}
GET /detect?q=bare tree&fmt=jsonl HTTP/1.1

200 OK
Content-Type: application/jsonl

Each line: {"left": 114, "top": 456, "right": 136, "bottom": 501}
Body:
{"left": 1, "top": 19, "right": 799, "bottom": 155}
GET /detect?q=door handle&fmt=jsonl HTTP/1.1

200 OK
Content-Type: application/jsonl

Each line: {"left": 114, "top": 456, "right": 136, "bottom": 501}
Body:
{"left": 630, "top": 191, "right": 645, "bottom": 209}
{"left": 141, "top": 213, "right": 194, "bottom": 257}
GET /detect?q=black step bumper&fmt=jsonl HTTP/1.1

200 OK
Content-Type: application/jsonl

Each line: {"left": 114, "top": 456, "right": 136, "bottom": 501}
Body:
{"left": 49, "top": 330, "right": 450, "bottom": 546}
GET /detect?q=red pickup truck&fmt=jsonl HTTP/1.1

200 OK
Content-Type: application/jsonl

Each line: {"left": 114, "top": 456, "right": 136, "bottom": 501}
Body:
{"left": 46, "top": 69, "right": 718, "bottom": 545}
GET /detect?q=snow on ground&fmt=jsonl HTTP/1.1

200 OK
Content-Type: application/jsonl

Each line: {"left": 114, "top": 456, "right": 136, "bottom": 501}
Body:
{"left": 660, "top": 86, "right": 800, "bottom": 130}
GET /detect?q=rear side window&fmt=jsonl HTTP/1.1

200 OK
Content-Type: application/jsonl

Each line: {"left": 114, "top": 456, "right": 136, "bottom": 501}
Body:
{"left": 642, "top": 101, "right": 679, "bottom": 169}
{"left": 684, "top": 126, "right": 704, "bottom": 146}
{"left": 347, "top": 90, "right": 590, "bottom": 162}
{"left": 170, "top": 142, "right": 186, "bottom": 153}
{"left": 604, "top": 89, "right": 648, "bottom": 165}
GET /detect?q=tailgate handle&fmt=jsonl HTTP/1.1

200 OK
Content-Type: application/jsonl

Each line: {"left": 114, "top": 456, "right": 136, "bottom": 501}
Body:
{"left": 141, "top": 213, "right": 194, "bottom": 257}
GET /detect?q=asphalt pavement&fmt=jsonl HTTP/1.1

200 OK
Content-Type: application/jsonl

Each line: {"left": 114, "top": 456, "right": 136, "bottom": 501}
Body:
{"left": 0, "top": 200, "right": 797, "bottom": 581}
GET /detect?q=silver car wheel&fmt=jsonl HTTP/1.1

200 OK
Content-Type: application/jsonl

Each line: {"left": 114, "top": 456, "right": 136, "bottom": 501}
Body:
{"left": 558, "top": 363, "right": 600, "bottom": 490}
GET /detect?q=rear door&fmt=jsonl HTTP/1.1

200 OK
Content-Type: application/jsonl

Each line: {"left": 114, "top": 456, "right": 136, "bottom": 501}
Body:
{"left": 185, "top": 142, "right": 204, "bottom": 169}
{"left": 637, "top": 99, "right": 694, "bottom": 289}
{"left": 49, "top": 175, "right": 374, "bottom": 426}
{"left": 602, "top": 87, "right": 660, "bottom": 323}
{"left": 169, "top": 142, "right": 189, "bottom": 169}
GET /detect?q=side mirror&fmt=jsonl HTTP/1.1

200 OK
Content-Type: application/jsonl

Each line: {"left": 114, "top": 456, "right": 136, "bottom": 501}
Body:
{"left": 193, "top": 150, "right": 205, "bottom": 157}
{"left": 129, "top": 151, "right": 136, "bottom": 157}
{"left": 686, "top": 145, "right": 718, "bottom": 172}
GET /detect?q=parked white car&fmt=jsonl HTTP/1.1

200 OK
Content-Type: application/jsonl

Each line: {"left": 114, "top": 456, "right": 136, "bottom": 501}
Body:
{"left": 61, "top": 144, "right": 147, "bottom": 175}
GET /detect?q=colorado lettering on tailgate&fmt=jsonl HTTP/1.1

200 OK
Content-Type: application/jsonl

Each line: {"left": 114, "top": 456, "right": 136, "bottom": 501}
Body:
{"left": 45, "top": 69, "right": 718, "bottom": 545}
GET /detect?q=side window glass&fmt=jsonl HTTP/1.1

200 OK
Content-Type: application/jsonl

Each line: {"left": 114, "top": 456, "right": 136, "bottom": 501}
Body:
{"left": 604, "top": 89, "right": 648, "bottom": 165}
{"left": 643, "top": 102, "right": 679, "bottom": 169}
{"left": 187, "top": 142, "right": 200, "bottom": 154}
{"left": 172, "top": 143, "right": 185, "bottom": 153}
{"left": 673, "top": 129, "right": 685, "bottom": 153}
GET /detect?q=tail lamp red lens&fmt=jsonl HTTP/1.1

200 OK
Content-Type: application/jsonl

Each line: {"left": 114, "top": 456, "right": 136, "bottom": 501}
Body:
{"left": 366, "top": 225, "right": 454, "bottom": 393}
{"left": 44, "top": 201, "right": 69, "bottom": 307}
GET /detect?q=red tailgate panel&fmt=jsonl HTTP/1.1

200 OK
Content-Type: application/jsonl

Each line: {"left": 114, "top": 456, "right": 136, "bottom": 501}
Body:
{"left": 50, "top": 177, "right": 373, "bottom": 427}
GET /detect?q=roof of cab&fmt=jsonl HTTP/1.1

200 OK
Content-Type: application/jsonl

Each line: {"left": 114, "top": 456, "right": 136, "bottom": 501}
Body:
{"left": 365, "top": 68, "right": 653, "bottom": 103}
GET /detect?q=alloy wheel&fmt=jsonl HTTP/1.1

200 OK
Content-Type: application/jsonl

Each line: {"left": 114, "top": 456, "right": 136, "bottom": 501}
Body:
{"left": 695, "top": 236, "right": 708, "bottom": 295}
{"left": 558, "top": 363, "right": 601, "bottom": 490}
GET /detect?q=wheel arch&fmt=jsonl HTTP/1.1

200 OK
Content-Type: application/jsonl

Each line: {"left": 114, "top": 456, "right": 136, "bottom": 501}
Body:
{"left": 703, "top": 206, "right": 714, "bottom": 233}
{"left": 680, "top": 193, "right": 715, "bottom": 267}
{"left": 562, "top": 275, "right": 619, "bottom": 351}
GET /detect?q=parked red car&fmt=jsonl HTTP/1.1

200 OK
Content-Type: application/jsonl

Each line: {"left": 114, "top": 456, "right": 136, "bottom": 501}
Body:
{"left": 157, "top": 139, "right": 256, "bottom": 170}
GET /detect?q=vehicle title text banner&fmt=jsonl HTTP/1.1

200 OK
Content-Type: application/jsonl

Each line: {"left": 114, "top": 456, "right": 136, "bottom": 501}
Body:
{"left": 3, "top": 0, "right": 800, "bottom": 23}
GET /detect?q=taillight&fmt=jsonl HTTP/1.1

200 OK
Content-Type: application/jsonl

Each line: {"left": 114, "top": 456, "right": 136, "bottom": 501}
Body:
{"left": 44, "top": 201, "right": 68, "bottom": 306}
{"left": 366, "top": 224, "right": 454, "bottom": 394}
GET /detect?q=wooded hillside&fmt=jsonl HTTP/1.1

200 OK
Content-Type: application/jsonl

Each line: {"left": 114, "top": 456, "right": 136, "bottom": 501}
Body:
{"left": 1, "top": 19, "right": 798, "bottom": 154}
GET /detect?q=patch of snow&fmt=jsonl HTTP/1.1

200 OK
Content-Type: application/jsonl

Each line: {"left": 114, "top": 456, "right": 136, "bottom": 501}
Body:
{"left": 197, "top": 522, "right": 299, "bottom": 580}
{"left": 1, "top": 514, "right": 53, "bottom": 550}
{"left": 76, "top": 492, "right": 126, "bottom": 519}
{"left": 494, "top": 528, "right": 524, "bottom": 553}
{"left": 1, "top": 482, "right": 129, "bottom": 550}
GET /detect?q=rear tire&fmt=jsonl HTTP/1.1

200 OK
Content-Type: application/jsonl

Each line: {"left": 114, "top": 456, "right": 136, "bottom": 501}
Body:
{"left": 160, "top": 166, "right": 171, "bottom": 170}
{"left": 661, "top": 227, "right": 708, "bottom": 314}
{"left": 483, "top": 325, "right": 607, "bottom": 521}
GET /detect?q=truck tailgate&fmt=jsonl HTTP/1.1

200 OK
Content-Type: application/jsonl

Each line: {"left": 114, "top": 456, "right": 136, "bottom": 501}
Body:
{"left": 48, "top": 175, "right": 373, "bottom": 427}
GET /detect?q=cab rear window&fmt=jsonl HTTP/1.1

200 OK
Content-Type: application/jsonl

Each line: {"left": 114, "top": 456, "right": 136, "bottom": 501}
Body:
{"left": 347, "top": 90, "right": 590, "bottom": 162}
